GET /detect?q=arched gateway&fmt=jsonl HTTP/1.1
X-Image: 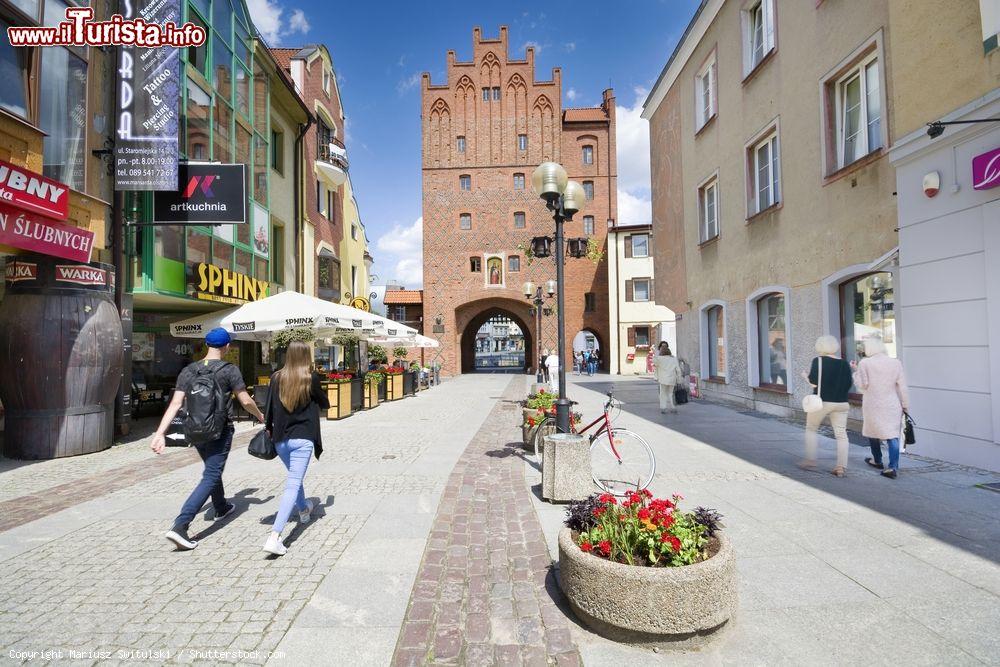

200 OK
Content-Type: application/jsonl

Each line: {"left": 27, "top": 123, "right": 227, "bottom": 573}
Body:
{"left": 458, "top": 301, "right": 535, "bottom": 374}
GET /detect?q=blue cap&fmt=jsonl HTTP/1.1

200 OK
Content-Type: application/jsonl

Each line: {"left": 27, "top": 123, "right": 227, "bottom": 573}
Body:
{"left": 205, "top": 327, "right": 232, "bottom": 348}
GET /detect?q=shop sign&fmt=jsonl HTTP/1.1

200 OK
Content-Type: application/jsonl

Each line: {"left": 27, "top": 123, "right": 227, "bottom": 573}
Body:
{"left": 55, "top": 264, "right": 108, "bottom": 286}
{"left": 4, "top": 260, "right": 37, "bottom": 283}
{"left": 972, "top": 146, "right": 1000, "bottom": 190}
{"left": 0, "top": 201, "right": 94, "bottom": 262}
{"left": 153, "top": 163, "right": 247, "bottom": 225}
{"left": 114, "top": 0, "right": 181, "bottom": 191}
{"left": 347, "top": 296, "right": 371, "bottom": 312}
{"left": 191, "top": 261, "right": 268, "bottom": 304}
{"left": 0, "top": 159, "right": 70, "bottom": 220}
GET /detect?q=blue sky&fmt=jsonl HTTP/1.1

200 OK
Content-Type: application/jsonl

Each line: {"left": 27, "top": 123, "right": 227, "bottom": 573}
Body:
{"left": 248, "top": 0, "right": 701, "bottom": 286}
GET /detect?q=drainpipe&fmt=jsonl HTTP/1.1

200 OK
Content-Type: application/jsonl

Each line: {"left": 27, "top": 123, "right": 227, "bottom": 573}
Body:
{"left": 294, "top": 117, "right": 313, "bottom": 292}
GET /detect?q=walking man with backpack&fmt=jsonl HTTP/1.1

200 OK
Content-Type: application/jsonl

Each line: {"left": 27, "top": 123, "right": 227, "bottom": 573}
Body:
{"left": 151, "top": 328, "right": 265, "bottom": 550}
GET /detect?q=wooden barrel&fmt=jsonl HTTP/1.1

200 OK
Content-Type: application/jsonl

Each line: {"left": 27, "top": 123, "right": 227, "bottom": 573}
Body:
{"left": 0, "top": 255, "right": 123, "bottom": 459}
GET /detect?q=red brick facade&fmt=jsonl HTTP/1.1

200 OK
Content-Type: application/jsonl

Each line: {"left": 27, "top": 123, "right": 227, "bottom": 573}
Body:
{"left": 421, "top": 26, "right": 615, "bottom": 375}
{"left": 272, "top": 46, "right": 346, "bottom": 300}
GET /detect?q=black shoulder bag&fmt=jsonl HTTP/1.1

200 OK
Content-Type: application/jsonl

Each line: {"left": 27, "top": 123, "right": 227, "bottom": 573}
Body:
{"left": 248, "top": 379, "right": 276, "bottom": 460}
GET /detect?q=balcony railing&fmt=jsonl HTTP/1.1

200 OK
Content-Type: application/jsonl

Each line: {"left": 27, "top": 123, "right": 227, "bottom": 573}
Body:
{"left": 317, "top": 141, "right": 349, "bottom": 170}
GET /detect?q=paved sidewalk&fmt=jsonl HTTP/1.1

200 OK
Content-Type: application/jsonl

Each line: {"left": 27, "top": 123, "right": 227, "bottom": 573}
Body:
{"left": 527, "top": 374, "right": 1000, "bottom": 665}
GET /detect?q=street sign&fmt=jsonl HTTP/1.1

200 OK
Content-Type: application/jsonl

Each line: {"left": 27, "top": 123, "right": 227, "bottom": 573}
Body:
{"left": 153, "top": 163, "right": 247, "bottom": 225}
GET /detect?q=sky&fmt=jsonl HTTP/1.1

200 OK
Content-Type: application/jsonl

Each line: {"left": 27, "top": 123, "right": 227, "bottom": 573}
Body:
{"left": 246, "top": 0, "right": 702, "bottom": 287}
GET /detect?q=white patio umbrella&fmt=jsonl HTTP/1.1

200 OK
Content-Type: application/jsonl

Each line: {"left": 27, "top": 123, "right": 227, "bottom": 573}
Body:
{"left": 367, "top": 333, "right": 439, "bottom": 349}
{"left": 169, "top": 291, "right": 381, "bottom": 341}
{"left": 367, "top": 313, "right": 419, "bottom": 339}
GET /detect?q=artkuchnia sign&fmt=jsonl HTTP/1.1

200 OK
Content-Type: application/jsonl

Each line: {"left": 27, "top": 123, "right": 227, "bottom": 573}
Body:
{"left": 114, "top": 0, "right": 181, "bottom": 191}
{"left": 189, "top": 261, "right": 268, "bottom": 304}
{"left": 153, "top": 163, "right": 247, "bottom": 225}
{"left": 972, "top": 146, "right": 1000, "bottom": 191}
{"left": 0, "top": 201, "right": 95, "bottom": 263}
{"left": 0, "top": 159, "right": 70, "bottom": 220}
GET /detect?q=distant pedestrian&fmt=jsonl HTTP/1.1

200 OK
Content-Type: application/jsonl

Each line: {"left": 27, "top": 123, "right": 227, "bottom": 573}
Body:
{"left": 262, "top": 340, "right": 330, "bottom": 556}
{"left": 654, "top": 342, "right": 685, "bottom": 414}
{"left": 587, "top": 349, "right": 598, "bottom": 376}
{"left": 800, "top": 335, "right": 854, "bottom": 477}
{"left": 545, "top": 350, "right": 560, "bottom": 393}
{"left": 852, "top": 338, "right": 910, "bottom": 479}
{"left": 574, "top": 351, "right": 583, "bottom": 375}
{"left": 152, "top": 328, "right": 265, "bottom": 550}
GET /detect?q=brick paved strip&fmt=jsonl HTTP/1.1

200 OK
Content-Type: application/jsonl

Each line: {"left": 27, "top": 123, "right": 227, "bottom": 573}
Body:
{"left": 0, "top": 431, "right": 255, "bottom": 533}
{"left": 392, "top": 378, "right": 582, "bottom": 666}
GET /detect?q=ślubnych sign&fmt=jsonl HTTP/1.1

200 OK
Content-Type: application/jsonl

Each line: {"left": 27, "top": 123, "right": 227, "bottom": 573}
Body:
{"left": 153, "top": 163, "right": 247, "bottom": 225}
{"left": 114, "top": 0, "right": 180, "bottom": 191}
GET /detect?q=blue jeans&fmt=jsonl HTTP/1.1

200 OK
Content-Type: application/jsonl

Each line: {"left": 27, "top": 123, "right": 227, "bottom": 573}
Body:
{"left": 868, "top": 437, "right": 901, "bottom": 471}
{"left": 174, "top": 428, "right": 234, "bottom": 529}
{"left": 273, "top": 438, "right": 314, "bottom": 533}
{"left": 587, "top": 361, "right": 596, "bottom": 376}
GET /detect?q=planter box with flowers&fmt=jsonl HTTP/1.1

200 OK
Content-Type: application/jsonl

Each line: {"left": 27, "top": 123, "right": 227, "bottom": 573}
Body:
{"left": 559, "top": 492, "right": 736, "bottom": 647}
{"left": 363, "top": 371, "right": 383, "bottom": 410}
{"left": 324, "top": 373, "right": 353, "bottom": 420}
{"left": 522, "top": 388, "right": 555, "bottom": 448}
{"left": 384, "top": 366, "right": 406, "bottom": 401}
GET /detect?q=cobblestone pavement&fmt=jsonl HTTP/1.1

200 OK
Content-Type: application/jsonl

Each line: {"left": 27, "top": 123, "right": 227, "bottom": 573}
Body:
{"left": 0, "top": 377, "right": 508, "bottom": 666}
{"left": 527, "top": 374, "right": 1000, "bottom": 666}
{"left": 392, "top": 378, "right": 582, "bottom": 667}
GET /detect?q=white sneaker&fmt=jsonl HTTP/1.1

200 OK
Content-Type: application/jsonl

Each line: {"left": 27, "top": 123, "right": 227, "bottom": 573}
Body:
{"left": 298, "top": 499, "right": 315, "bottom": 524}
{"left": 263, "top": 532, "right": 287, "bottom": 556}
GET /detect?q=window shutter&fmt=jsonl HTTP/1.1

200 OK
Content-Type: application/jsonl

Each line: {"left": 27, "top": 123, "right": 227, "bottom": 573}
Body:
{"left": 627, "top": 327, "right": 636, "bottom": 347}
{"left": 648, "top": 278, "right": 655, "bottom": 302}
{"left": 624, "top": 237, "right": 633, "bottom": 258}
{"left": 625, "top": 279, "right": 634, "bottom": 302}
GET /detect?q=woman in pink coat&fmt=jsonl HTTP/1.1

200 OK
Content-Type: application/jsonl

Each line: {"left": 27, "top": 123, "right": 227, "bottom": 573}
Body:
{"left": 851, "top": 338, "right": 910, "bottom": 479}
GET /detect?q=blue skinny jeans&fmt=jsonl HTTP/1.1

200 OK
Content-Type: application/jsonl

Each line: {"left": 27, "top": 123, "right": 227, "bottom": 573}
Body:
{"left": 272, "top": 438, "right": 314, "bottom": 533}
{"left": 868, "top": 437, "right": 901, "bottom": 471}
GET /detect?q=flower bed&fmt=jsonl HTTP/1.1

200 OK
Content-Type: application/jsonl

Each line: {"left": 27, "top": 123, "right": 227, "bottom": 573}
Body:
{"left": 558, "top": 492, "right": 737, "bottom": 646}
{"left": 326, "top": 372, "right": 353, "bottom": 384}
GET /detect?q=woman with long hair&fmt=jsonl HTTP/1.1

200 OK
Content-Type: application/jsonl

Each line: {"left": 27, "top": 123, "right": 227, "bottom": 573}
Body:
{"left": 263, "top": 340, "right": 330, "bottom": 555}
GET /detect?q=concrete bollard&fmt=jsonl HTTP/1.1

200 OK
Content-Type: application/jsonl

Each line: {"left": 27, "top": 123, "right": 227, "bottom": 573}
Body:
{"left": 542, "top": 433, "right": 593, "bottom": 502}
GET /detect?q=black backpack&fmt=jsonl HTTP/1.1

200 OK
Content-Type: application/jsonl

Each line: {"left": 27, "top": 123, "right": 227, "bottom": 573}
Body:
{"left": 183, "top": 361, "right": 231, "bottom": 444}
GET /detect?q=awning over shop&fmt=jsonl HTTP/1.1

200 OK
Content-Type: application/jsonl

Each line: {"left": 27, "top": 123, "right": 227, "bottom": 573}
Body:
{"left": 168, "top": 290, "right": 410, "bottom": 341}
{"left": 367, "top": 334, "right": 440, "bottom": 349}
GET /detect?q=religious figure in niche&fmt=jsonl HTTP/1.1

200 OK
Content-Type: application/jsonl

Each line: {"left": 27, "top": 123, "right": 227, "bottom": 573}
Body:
{"left": 487, "top": 257, "right": 503, "bottom": 286}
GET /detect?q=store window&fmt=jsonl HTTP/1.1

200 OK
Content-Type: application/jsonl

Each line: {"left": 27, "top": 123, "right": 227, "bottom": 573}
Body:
{"left": 39, "top": 45, "right": 87, "bottom": 190}
{"left": 155, "top": 227, "right": 184, "bottom": 263}
{"left": 185, "top": 229, "right": 211, "bottom": 274}
{"left": 705, "top": 304, "right": 726, "bottom": 379}
{"left": 212, "top": 238, "right": 233, "bottom": 269}
{"left": 185, "top": 79, "right": 211, "bottom": 160}
{"left": 234, "top": 247, "right": 251, "bottom": 276}
{"left": 254, "top": 256, "right": 267, "bottom": 281}
{"left": 754, "top": 293, "right": 787, "bottom": 387}
{"left": 0, "top": 18, "right": 30, "bottom": 118}
{"left": 840, "top": 272, "right": 895, "bottom": 365}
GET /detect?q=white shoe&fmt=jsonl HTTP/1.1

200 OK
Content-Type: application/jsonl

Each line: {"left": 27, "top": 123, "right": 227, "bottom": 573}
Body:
{"left": 298, "top": 499, "right": 315, "bottom": 524}
{"left": 263, "top": 532, "right": 287, "bottom": 556}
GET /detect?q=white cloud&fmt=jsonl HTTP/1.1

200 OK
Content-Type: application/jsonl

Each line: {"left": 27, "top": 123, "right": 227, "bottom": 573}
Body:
{"left": 397, "top": 72, "right": 422, "bottom": 95}
{"left": 566, "top": 87, "right": 578, "bottom": 102}
{"left": 615, "top": 87, "right": 652, "bottom": 225}
{"left": 246, "top": 0, "right": 310, "bottom": 45}
{"left": 617, "top": 189, "right": 651, "bottom": 225}
{"left": 522, "top": 40, "right": 543, "bottom": 54}
{"left": 374, "top": 217, "right": 424, "bottom": 286}
{"left": 563, "top": 42, "right": 576, "bottom": 52}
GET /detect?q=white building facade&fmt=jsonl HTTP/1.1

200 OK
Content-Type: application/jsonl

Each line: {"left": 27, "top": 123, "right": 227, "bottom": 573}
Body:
{"left": 606, "top": 223, "right": 676, "bottom": 375}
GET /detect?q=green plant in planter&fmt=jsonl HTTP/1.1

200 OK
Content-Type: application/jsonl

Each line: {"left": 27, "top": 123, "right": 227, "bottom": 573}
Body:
{"left": 392, "top": 346, "right": 408, "bottom": 360}
{"left": 369, "top": 344, "right": 388, "bottom": 365}
{"left": 331, "top": 332, "right": 360, "bottom": 347}
{"left": 364, "top": 371, "right": 385, "bottom": 386}
{"left": 586, "top": 237, "right": 605, "bottom": 264}
{"left": 272, "top": 327, "right": 316, "bottom": 350}
{"left": 526, "top": 389, "right": 556, "bottom": 411}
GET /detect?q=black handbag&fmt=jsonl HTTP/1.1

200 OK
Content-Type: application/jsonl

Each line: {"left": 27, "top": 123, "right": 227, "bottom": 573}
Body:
{"left": 903, "top": 411, "right": 916, "bottom": 446}
{"left": 248, "top": 384, "right": 276, "bottom": 460}
{"left": 674, "top": 387, "right": 689, "bottom": 405}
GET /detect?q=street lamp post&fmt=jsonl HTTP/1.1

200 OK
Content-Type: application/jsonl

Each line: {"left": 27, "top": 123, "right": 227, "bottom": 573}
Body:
{"left": 522, "top": 280, "right": 556, "bottom": 384}
{"left": 530, "top": 162, "right": 588, "bottom": 434}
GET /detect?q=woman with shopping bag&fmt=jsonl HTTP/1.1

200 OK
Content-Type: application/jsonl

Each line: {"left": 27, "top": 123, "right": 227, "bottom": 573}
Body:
{"left": 800, "top": 336, "right": 854, "bottom": 477}
{"left": 852, "top": 337, "right": 910, "bottom": 479}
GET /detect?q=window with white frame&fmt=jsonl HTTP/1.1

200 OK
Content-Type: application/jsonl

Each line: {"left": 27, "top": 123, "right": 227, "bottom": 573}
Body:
{"left": 457, "top": 136, "right": 466, "bottom": 153}
{"left": 633, "top": 278, "right": 650, "bottom": 302}
{"left": 460, "top": 213, "right": 472, "bottom": 230}
{"left": 323, "top": 68, "right": 331, "bottom": 95}
{"left": 583, "top": 180, "right": 594, "bottom": 200}
{"left": 513, "top": 173, "right": 525, "bottom": 190}
{"left": 835, "top": 53, "right": 882, "bottom": 169}
{"left": 631, "top": 234, "right": 649, "bottom": 258}
{"left": 705, "top": 305, "right": 726, "bottom": 378}
{"left": 743, "top": 0, "right": 775, "bottom": 76}
{"left": 459, "top": 174, "right": 471, "bottom": 191}
{"left": 695, "top": 52, "right": 717, "bottom": 130}
{"left": 747, "top": 129, "right": 780, "bottom": 215}
{"left": 698, "top": 177, "right": 719, "bottom": 243}
{"left": 518, "top": 134, "right": 528, "bottom": 151}
{"left": 482, "top": 88, "right": 489, "bottom": 101}
{"left": 508, "top": 255, "right": 520, "bottom": 272}
{"left": 492, "top": 87, "right": 501, "bottom": 100}
{"left": 514, "top": 212, "right": 525, "bottom": 228}
{"left": 582, "top": 145, "right": 594, "bottom": 164}
{"left": 583, "top": 216, "right": 595, "bottom": 235}
{"left": 754, "top": 293, "right": 788, "bottom": 387}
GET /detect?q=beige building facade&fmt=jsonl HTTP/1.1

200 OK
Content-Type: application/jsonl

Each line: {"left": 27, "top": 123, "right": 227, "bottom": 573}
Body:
{"left": 643, "top": 0, "right": 899, "bottom": 421}
{"left": 606, "top": 223, "right": 676, "bottom": 375}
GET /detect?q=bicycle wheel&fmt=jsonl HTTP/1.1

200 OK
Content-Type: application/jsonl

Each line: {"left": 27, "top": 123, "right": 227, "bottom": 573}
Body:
{"left": 590, "top": 428, "right": 655, "bottom": 495}
{"left": 531, "top": 416, "right": 561, "bottom": 459}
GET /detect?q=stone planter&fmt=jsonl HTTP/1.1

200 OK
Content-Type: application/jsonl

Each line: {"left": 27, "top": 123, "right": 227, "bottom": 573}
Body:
{"left": 558, "top": 527, "right": 737, "bottom": 647}
{"left": 542, "top": 433, "right": 592, "bottom": 502}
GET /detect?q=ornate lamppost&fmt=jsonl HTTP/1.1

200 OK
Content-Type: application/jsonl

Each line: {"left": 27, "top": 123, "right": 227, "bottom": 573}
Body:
{"left": 522, "top": 279, "right": 556, "bottom": 383}
{"left": 529, "top": 162, "right": 589, "bottom": 433}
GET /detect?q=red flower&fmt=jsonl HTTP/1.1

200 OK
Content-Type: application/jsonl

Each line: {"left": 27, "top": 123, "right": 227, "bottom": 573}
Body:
{"left": 637, "top": 508, "right": 651, "bottom": 521}
{"left": 592, "top": 507, "right": 606, "bottom": 518}
{"left": 641, "top": 489, "right": 653, "bottom": 498}
{"left": 661, "top": 535, "right": 682, "bottom": 552}
{"left": 580, "top": 541, "right": 593, "bottom": 552}
{"left": 598, "top": 493, "right": 617, "bottom": 505}
{"left": 628, "top": 491, "right": 642, "bottom": 505}
{"left": 660, "top": 514, "right": 675, "bottom": 529}
{"left": 598, "top": 540, "right": 611, "bottom": 556}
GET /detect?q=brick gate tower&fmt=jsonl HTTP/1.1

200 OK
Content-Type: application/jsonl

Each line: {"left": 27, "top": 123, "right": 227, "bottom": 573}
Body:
{"left": 421, "top": 26, "right": 615, "bottom": 376}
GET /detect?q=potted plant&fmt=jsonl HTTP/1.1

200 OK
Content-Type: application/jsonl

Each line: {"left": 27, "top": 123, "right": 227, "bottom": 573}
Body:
{"left": 369, "top": 344, "right": 388, "bottom": 366}
{"left": 363, "top": 370, "right": 384, "bottom": 409}
{"left": 384, "top": 365, "right": 406, "bottom": 401}
{"left": 325, "top": 372, "right": 353, "bottom": 419}
{"left": 271, "top": 327, "right": 315, "bottom": 366}
{"left": 393, "top": 346, "right": 408, "bottom": 363}
{"left": 522, "top": 389, "right": 556, "bottom": 447}
{"left": 558, "top": 492, "right": 736, "bottom": 647}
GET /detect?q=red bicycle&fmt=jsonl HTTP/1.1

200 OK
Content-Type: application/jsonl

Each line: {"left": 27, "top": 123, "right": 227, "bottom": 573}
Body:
{"left": 531, "top": 391, "right": 655, "bottom": 495}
